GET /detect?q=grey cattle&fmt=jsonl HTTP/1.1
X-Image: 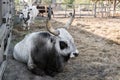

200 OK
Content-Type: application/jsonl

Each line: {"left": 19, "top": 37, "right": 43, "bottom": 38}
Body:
{"left": 13, "top": 9, "right": 79, "bottom": 77}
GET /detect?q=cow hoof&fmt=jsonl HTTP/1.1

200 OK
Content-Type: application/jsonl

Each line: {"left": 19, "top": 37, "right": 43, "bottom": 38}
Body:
{"left": 31, "top": 68, "right": 45, "bottom": 76}
{"left": 28, "top": 64, "right": 36, "bottom": 70}
{"left": 47, "top": 72, "right": 57, "bottom": 77}
{"left": 45, "top": 70, "right": 57, "bottom": 77}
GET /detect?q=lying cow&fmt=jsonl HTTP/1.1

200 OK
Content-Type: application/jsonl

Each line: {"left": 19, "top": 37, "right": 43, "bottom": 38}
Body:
{"left": 19, "top": 5, "right": 39, "bottom": 30}
{"left": 13, "top": 9, "right": 78, "bottom": 77}
{"left": 36, "top": 5, "right": 54, "bottom": 18}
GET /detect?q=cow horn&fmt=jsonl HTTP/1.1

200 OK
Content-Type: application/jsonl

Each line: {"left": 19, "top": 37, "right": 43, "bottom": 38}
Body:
{"left": 46, "top": 19, "right": 60, "bottom": 36}
{"left": 64, "top": 8, "right": 75, "bottom": 29}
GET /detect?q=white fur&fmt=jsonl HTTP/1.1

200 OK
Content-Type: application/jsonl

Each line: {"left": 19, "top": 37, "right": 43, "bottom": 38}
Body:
{"left": 55, "top": 28, "right": 79, "bottom": 56}
{"left": 13, "top": 32, "right": 39, "bottom": 63}
{"left": 19, "top": 5, "right": 39, "bottom": 29}
{"left": 58, "top": 28, "right": 74, "bottom": 43}
{"left": 28, "top": 5, "right": 39, "bottom": 23}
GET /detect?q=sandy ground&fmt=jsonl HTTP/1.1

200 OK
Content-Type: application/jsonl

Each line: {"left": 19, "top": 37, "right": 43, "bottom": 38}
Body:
{"left": 2, "top": 16, "right": 120, "bottom": 80}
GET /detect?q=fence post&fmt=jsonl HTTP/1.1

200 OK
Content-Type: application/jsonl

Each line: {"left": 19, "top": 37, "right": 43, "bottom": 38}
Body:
{"left": 0, "top": 0, "right": 2, "bottom": 25}
{"left": 0, "top": 0, "right": 14, "bottom": 79}
{"left": 65, "top": 4, "right": 67, "bottom": 17}
{"left": 94, "top": 3, "right": 96, "bottom": 17}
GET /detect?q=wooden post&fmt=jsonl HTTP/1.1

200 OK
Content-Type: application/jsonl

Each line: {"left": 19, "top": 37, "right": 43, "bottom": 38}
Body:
{"left": 0, "top": 46, "right": 3, "bottom": 64}
{"left": 0, "top": 0, "right": 14, "bottom": 80}
{"left": 114, "top": 0, "right": 117, "bottom": 11}
{"left": 0, "top": 0, "right": 2, "bottom": 25}
{"left": 0, "top": 61, "right": 7, "bottom": 80}
{"left": 65, "top": 4, "right": 67, "bottom": 17}
{"left": 71, "top": 4, "right": 75, "bottom": 17}
{"left": 101, "top": 0, "right": 104, "bottom": 18}
{"left": 0, "top": 0, "right": 14, "bottom": 79}
{"left": 0, "top": 0, "right": 3, "bottom": 64}
{"left": 107, "top": 0, "right": 110, "bottom": 17}
{"left": 79, "top": 4, "right": 81, "bottom": 17}
{"left": 94, "top": 3, "right": 96, "bottom": 17}
{"left": 113, "top": 0, "right": 117, "bottom": 16}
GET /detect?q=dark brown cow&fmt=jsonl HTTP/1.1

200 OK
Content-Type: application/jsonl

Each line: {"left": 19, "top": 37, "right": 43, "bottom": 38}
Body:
{"left": 36, "top": 5, "right": 54, "bottom": 18}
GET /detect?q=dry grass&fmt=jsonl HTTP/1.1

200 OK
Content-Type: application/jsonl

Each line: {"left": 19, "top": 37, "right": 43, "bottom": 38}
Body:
{"left": 3, "top": 17, "right": 120, "bottom": 80}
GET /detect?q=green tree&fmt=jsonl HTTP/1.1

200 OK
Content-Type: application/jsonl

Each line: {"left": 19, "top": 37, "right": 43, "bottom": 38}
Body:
{"left": 74, "top": 0, "right": 90, "bottom": 4}
{"left": 63, "top": 0, "right": 74, "bottom": 8}
{"left": 15, "top": 0, "right": 19, "bottom": 4}
{"left": 42, "top": 0, "right": 51, "bottom": 4}
{"left": 63, "top": 0, "right": 74, "bottom": 4}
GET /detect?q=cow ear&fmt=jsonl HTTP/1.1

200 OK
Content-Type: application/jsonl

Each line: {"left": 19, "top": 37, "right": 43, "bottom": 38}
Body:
{"left": 59, "top": 41, "right": 68, "bottom": 50}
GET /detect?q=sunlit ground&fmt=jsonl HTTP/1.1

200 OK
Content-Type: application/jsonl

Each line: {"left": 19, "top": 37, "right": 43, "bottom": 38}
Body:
{"left": 3, "top": 17, "right": 120, "bottom": 80}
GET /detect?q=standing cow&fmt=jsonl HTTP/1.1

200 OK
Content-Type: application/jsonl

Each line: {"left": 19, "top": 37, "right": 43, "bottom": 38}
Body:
{"left": 36, "top": 5, "right": 54, "bottom": 18}
{"left": 13, "top": 9, "right": 78, "bottom": 76}
{"left": 19, "top": 5, "right": 39, "bottom": 30}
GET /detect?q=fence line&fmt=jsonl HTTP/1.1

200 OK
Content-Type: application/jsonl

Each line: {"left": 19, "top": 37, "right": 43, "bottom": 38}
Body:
{"left": 52, "top": 3, "right": 111, "bottom": 18}
{"left": 0, "top": 0, "right": 14, "bottom": 80}
{"left": 15, "top": 2, "right": 114, "bottom": 18}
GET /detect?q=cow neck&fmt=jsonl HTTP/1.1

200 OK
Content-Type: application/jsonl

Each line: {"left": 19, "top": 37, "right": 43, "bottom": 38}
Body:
{"left": 23, "top": 12, "right": 30, "bottom": 24}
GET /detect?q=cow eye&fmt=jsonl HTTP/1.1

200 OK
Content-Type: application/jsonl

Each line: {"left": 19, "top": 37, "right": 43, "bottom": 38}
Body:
{"left": 59, "top": 41, "right": 68, "bottom": 50}
{"left": 28, "top": 12, "right": 30, "bottom": 14}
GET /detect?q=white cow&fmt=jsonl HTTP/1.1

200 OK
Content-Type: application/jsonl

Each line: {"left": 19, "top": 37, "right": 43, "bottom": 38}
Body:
{"left": 19, "top": 5, "right": 39, "bottom": 30}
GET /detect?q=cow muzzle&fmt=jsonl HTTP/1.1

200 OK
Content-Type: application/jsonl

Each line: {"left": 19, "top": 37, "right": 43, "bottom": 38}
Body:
{"left": 70, "top": 50, "right": 79, "bottom": 58}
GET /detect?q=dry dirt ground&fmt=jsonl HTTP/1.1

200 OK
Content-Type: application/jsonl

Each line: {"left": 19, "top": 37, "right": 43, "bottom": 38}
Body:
{"left": 2, "top": 16, "right": 120, "bottom": 80}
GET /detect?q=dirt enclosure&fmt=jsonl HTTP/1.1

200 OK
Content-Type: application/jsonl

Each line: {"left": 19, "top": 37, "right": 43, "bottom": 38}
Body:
{"left": 2, "top": 17, "right": 120, "bottom": 80}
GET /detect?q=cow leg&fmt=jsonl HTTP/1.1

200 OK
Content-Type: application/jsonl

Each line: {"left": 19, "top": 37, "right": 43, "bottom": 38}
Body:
{"left": 45, "top": 70, "right": 57, "bottom": 77}
{"left": 23, "top": 24, "right": 26, "bottom": 30}
{"left": 32, "top": 17, "right": 35, "bottom": 23}
{"left": 52, "top": 11, "right": 54, "bottom": 18}
{"left": 27, "top": 52, "right": 45, "bottom": 76}
{"left": 27, "top": 21, "right": 30, "bottom": 30}
{"left": 27, "top": 53, "right": 35, "bottom": 70}
{"left": 30, "top": 67, "right": 45, "bottom": 76}
{"left": 42, "top": 13, "right": 44, "bottom": 17}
